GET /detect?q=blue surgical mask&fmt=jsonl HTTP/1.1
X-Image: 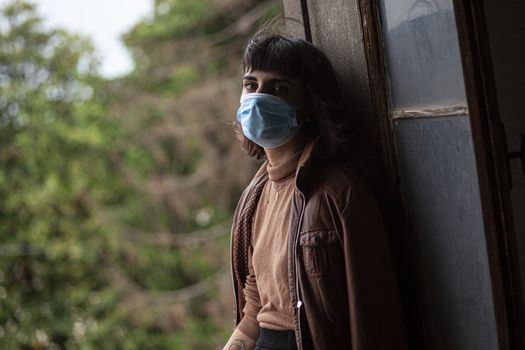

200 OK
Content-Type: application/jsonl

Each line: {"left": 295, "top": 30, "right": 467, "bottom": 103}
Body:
{"left": 236, "top": 93, "right": 300, "bottom": 149}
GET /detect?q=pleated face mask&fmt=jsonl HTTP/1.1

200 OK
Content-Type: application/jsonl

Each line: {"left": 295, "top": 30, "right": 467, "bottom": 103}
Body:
{"left": 236, "top": 93, "right": 300, "bottom": 149}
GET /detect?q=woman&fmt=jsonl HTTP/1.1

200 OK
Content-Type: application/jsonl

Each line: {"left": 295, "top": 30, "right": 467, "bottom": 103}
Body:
{"left": 224, "top": 34, "right": 406, "bottom": 350}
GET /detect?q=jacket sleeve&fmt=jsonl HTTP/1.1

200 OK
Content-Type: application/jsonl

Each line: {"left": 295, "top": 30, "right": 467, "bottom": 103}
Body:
{"left": 339, "top": 185, "right": 407, "bottom": 350}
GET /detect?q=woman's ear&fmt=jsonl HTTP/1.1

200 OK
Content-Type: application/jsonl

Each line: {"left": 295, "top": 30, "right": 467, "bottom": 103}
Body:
{"left": 296, "top": 100, "right": 313, "bottom": 124}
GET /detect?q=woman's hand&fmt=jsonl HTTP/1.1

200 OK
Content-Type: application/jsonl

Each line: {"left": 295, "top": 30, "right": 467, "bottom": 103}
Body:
{"left": 222, "top": 328, "right": 256, "bottom": 350}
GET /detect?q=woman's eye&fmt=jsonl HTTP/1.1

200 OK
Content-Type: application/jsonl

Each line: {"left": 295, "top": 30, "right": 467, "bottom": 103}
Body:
{"left": 243, "top": 82, "right": 257, "bottom": 91}
{"left": 273, "top": 84, "right": 290, "bottom": 95}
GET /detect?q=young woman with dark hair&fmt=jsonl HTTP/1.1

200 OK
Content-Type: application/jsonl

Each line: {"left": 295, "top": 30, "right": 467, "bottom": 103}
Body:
{"left": 224, "top": 34, "right": 406, "bottom": 350}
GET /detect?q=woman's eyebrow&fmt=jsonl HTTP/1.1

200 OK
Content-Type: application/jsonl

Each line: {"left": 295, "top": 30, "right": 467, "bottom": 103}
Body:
{"left": 268, "top": 78, "right": 292, "bottom": 84}
{"left": 242, "top": 76, "right": 292, "bottom": 85}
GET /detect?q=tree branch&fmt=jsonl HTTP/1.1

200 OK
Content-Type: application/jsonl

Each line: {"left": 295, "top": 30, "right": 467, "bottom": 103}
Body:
{"left": 106, "top": 263, "right": 228, "bottom": 304}
{"left": 124, "top": 220, "right": 231, "bottom": 248}
{"left": 208, "top": 2, "right": 276, "bottom": 46}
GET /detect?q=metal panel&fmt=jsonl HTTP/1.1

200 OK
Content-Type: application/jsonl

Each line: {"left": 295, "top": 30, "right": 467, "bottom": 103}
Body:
{"left": 379, "top": 0, "right": 466, "bottom": 110}
{"left": 395, "top": 115, "right": 498, "bottom": 350}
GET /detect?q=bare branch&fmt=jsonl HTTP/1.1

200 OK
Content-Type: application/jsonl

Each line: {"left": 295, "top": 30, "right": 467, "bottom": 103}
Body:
{"left": 106, "top": 263, "right": 228, "bottom": 304}
{"left": 208, "top": 1, "right": 277, "bottom": 47}
{"left": 145, "top": 120, "right": 223, "bottom": 139}
{"left": 124, "top": 220, "right": 231, "bottom": 248}
{"left": 146, "top": 155, "right": 238, "bottom": 195}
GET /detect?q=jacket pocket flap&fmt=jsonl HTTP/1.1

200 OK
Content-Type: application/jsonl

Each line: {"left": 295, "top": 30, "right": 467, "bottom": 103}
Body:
{"left": 299, "top": 230, "right": 337, "bottom": 247}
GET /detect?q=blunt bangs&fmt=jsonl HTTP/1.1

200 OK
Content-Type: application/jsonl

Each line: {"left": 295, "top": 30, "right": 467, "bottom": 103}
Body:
{"left": 242, "top": 36, "right": 309, "bottom": 78}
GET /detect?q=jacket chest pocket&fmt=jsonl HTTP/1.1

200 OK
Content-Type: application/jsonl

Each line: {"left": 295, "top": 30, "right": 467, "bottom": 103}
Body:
{"left": 299, "top": 230, "right": 338, "bottom": 276}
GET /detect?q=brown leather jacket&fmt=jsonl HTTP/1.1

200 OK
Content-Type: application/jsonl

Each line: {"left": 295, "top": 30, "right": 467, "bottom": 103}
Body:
{"left": 230, "top": 140, "right": 407, "bottom": 349}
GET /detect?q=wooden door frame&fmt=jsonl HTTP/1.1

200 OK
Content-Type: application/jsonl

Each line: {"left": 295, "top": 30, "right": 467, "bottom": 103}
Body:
{"left": 355, "top": 1, "right": 424, "bottom": 347}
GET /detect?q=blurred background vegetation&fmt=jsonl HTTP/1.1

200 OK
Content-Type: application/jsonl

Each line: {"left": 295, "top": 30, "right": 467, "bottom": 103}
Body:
{"left": 0, "top": 0, "right": 281, "bottom": 348}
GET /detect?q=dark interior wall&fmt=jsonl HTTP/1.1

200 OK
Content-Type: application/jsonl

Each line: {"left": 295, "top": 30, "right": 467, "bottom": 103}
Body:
{"left": 482, "top": 0, "right": 525, "bottom": 309}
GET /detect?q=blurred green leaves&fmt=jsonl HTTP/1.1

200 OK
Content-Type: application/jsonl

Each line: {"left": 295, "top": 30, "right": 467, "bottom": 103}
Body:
{"left": 0, "top": 0, "right": 279, "bottom": 348}
{"left": 128, "top": 0, "right": 209, "bottom": 42}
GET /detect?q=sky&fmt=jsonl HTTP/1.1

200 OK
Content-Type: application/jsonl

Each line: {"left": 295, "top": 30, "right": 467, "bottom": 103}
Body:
{"left": 1, "top": 0, "right": 154, "bottom": 78}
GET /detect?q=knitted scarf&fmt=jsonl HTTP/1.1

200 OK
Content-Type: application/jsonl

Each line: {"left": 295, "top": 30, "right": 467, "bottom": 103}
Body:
{"left": 232, "top": 181, "right": 266, "bottom": 291}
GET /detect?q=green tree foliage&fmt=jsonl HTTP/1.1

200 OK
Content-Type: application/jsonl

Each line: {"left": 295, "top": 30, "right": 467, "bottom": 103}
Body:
{"left": 0, "top": 0, "right": 280, "bottom": 349}
{"left": 0, "top": 1, "right": 133, "bottom": 348}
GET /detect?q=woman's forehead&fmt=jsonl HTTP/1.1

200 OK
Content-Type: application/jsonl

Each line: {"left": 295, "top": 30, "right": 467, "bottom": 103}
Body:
{"left": 242, "top": 69, "right": 299, "bottom": 83}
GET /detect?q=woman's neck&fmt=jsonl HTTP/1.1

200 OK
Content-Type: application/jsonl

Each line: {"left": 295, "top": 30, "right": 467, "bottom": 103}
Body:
{"left": 264, "top": 131, "right": 306, "bottom": 167}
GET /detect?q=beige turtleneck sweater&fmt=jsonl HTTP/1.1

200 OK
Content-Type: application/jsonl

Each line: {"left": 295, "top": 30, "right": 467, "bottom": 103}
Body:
{"left": 236, "top": 149, "right": 302, "bottom": 341}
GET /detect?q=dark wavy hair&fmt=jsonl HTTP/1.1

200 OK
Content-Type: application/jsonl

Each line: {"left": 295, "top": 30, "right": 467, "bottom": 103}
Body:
{"left": 235, "top": 34, "right": 350, "bottom": 162}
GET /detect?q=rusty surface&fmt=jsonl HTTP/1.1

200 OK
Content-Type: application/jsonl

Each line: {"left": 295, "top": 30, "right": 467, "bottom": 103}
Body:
{"left": 392, "top": 105, "right": 468, "bottom": 119}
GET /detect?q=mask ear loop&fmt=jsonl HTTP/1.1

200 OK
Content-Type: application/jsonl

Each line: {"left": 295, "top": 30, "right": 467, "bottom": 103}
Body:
{"left": 294, "top": 103, "right": 312, "bottom": 127}
{"left": 295, "top": 102, "right": 319, "bottom": 141}
{"left": 290, "top": 104, "right": 302, "bottom": 128}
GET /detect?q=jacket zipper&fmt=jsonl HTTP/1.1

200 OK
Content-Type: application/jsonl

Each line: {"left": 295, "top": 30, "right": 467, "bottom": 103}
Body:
{"left": 294, "top": 188, "right": 306, "bottom": 349}
{"left": 230, "top": 217, "right": 239, "bottom": 327}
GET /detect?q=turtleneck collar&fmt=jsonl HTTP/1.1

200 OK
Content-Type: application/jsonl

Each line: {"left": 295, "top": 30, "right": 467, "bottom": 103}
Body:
{"left": 266, "top": 148, "right": 303, "bottom": 182}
